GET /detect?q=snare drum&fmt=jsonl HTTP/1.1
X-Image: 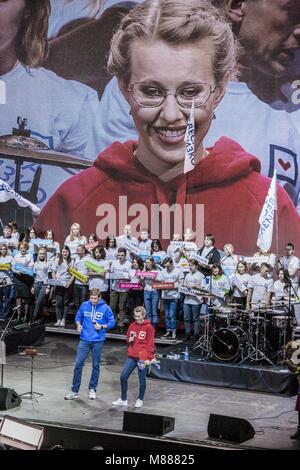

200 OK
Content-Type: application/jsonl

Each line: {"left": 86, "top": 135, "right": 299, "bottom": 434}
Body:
{"left": 215, "top": 308, "right": 236, "bottom": 329}
{"left": 210, "top": 327, "right": 248, "bottom": 362}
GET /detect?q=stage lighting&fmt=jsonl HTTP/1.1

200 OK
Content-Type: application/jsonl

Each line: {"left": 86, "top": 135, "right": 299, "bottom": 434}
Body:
{"left": 0, "top": 415, "right": 44, "bottom": 450}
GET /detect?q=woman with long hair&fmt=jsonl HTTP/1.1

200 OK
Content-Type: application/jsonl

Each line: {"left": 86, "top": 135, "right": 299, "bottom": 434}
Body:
{"left": 142, "top": 256, "right": 160, "bottom": 330}
{"left": 231, "top": 261, "right": 251, "bottom": 309}
{"left": 32, "top": 247, "right": 51, "bottom": 320}
{"left": 52, "top": 245, "right": 73, "bottom": 327}
{"left": 0, "top": 244, "right": 14, "bottom": 321}
{"left": 12, "top": 241, "right": 34, "bottom": 322}
{"left": 64, "top": 223, "right": 87, "bottom": 259}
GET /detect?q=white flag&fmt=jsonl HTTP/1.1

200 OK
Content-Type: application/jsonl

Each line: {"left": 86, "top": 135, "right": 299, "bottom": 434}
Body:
{"left": 0, "top": 179, "right": 40, "bottom": 215}
{"left": 184, "top": 100, "right": 195, "bottom": 174}
{"left": 257, "top": 170, "right": 277, "bottom": 252}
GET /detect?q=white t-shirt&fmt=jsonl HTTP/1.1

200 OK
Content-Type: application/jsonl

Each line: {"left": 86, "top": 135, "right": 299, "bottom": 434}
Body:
{"left": 0, "top": 255, "right": 13, "bottom": 285}
{"left": 0, "top": 64, "right": 98, "bottom": 206}
{"left": 105, "top": 247, "right": 117, "bottom": 261}
{"left": 86, "top": 77, "right": 300, "bottom": 211}
{"left": 271, "top": 279, "right": 289, "bottom": 300}
{"left": 110, "top": 259, "right": 131, "bottom": 292}
{"left": 248, "top": 274, "right": 274, "bottom": 305}
{"left": 48, "top": 0, "right": 140, "bottom": 38}
{"left": 151, "top": 251, "right": 166, "bottom": 269}
{"left": 280, "top": 255, "right": 300, "bottom": 284}
{"left": 64, "top": 236, "right": 88, "bottom": 257}
{"left": 52, "top": 259, "right": 72, "bottom": 282}
{"left": 33, "top": 260, "right": 51, "bottom": 284}
{"left": 12, "top": 252, "right": 34, "bottom": 269}
{"left": 73, "top": 254, "right": 91, "bottom": 285}
{"left": 88, "top": 259, "right": 109, "bottom": 292}
{"left": 138, "top": 239, "right": 152, "bottom": 258}
{"left": 45, "top": 241, "right": 61, "bottom": 264}
{"left": 231, "top": 273, "right": 251, "bottom": 298}
{"left": 158, "top": 267, "right": 184, "bottom": 300}
{"left": 183, "top": 271, "right": 204, "bottom": 305}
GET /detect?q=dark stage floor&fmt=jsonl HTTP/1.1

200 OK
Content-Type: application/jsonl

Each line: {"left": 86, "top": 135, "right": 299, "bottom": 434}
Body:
{"left": 1, "top": 334, "right": 300, "bottom": 450}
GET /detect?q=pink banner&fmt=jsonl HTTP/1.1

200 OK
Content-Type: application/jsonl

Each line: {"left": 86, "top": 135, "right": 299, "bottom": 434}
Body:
{"left": 135, "top": 270, "right": 158, "bottom": 279}
{"left": 152, "top": 282, "right": 175, "bottom": 290}
{"left": 117, "top": 282, "right": 142, "bottom": 290}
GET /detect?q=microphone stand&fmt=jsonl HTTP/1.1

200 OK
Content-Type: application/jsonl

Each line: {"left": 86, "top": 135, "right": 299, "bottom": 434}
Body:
{"left": 0, "top": 305, "right": 21, "bottom": 387}
{"left": 275, "top": 257, "right": 297, "bottom": 362}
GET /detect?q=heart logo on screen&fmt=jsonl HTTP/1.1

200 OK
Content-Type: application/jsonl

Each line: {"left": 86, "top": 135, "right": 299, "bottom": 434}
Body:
{"left": 278, "top": 158, "right": 291, "bottom": 171}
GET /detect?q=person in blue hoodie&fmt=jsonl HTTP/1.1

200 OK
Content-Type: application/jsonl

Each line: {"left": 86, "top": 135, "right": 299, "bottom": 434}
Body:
{"left": 64, "top": 288, "right": 115, "bottom": 400}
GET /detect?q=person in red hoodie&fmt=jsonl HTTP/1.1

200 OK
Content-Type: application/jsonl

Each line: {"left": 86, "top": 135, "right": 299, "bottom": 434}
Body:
{"left": 112, "top": 306, "right": 155, "bottom": 408}
{"left": 34, "top": 0, "right": 300, "bottom": 256}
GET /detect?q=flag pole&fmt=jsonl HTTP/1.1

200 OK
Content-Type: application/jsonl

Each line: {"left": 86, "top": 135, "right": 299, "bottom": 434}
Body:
{"left": 275, "top": 206, "right": 279, "bottom": 259}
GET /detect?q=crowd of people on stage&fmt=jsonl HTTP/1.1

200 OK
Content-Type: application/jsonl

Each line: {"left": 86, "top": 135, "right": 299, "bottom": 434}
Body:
{"left": 0, "top": 221, "right": 299, "bottom": 341}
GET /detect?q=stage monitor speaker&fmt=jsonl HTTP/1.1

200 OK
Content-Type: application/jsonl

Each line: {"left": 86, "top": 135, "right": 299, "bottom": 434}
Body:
{"left": 0, "top": 387, "right": 22, "bottom": 410}
{"left": 123, "top": 411, "right": 175, "bottom": 436}
{"left": 207, "top": 413, "right": 255, "bottom": 443}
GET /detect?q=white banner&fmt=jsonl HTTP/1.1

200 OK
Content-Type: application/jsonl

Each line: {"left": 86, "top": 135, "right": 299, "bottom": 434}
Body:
{"left": 0, "top": 178, "right": 40, "bottom": 214}
{"left": 243, "top": 256, "right": 269, "bottom": 264}
{"left": 257, "top": 170, "right": 277, "bottom": 252}
{"left": 184, "top": 100, "right": 195, "bottom": 174}
{"left": 230, "top": 275, "right": 246, "bottom": 292}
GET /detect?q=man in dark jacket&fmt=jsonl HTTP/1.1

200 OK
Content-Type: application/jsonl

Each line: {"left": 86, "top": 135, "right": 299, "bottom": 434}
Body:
{"left": 64, "top": 288, "right": 115, "bottom": 400}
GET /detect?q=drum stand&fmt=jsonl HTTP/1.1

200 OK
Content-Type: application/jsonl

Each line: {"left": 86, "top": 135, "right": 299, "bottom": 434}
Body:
{"left": 192, "top": 313, "right": 213, "bottom": 359}
{"left": 239, "top": 311, "right": 275, "bottom": 366}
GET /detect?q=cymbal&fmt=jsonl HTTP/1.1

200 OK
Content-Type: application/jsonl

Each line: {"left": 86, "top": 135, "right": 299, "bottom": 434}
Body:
{"left": 0, "top": 142, "right": 92, "bottom": 170}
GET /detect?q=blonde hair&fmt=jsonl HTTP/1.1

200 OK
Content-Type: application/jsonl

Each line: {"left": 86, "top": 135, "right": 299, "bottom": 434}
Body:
{"left": 134, "top": 306, "right": 147, "bottom": 317}
{"left": 18, "top": 0, "right": 50, "bottom": 67}
{"left": 108, "top": 0, "right": 237, "bottom": 85}
{"left": 224, "top": 243, "right": 234, "bottom": 253}
{"left": 69, "top": 223, "right": 81, "bottom": 242}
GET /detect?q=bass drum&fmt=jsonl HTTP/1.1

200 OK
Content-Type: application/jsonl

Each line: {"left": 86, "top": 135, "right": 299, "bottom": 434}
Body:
{"left": 211, "top": 327, "right": 248, "bottom": 362}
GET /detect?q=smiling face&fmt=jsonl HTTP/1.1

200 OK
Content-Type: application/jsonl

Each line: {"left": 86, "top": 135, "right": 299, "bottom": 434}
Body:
{"left": 0, "top": 245, "right": 7, "bottom": 257}
{"left": 120, "top": 38, "right": 226, "bottom": 176}
{"left": 238, "top": 0, "right": 300, "bottom": 77}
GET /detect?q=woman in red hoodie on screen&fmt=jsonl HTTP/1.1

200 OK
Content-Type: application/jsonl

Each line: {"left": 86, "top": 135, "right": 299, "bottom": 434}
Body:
{"left": 112, "top": 306, "right": 155, "bottom": 408}
{"left": 34, "top": 0, "right": 300, "bottom": 256}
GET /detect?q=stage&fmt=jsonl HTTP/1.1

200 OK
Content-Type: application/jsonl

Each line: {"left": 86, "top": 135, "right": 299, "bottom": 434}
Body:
{"left": 0, "top": 334, "right": 299, "bottom": 450}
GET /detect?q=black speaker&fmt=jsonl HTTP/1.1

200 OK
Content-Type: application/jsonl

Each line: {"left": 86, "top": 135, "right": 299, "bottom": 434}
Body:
{"left": 207, "top": 413, "right": 255, "bottom": 443}
{"left": 0, "top": 387, "right": 22, "bottom": 410}
{"left": 123, "top": 411, "right": 175, "bottom": 436}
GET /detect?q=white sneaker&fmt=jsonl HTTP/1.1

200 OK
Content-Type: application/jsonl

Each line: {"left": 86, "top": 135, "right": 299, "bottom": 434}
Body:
{"left": 64, "top": 391, "right": 79, "bottom": 400}
{"left": 171, "top": 331, "right": 177, "bottom": 340}
{"left": 112, "top": 398, "right": 128, "bottom": 406}
{"left": 60, "top": 319, "right": 65, "bottom": 327}
{"left": 89, "top": 389, "right": 96, "bottom": 400}
{"left": 134, "top": 399, "right": 143, "bottom": 408}
{"left": 54, "top": 320, "right": 61, "bottom": 326}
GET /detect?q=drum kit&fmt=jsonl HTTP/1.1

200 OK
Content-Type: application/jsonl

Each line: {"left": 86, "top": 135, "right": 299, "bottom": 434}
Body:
{"left": 192, "top": 298, "right": 295, "bottom": 366}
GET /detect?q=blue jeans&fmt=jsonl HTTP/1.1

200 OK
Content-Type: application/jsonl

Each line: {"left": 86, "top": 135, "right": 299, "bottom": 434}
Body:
{"left": 144, "top": 290, "right": 159, "bottom": 326}
{"left": 163, "top": 298, "right": 178, "bottom": 331}
{"left": 71, "top": 339, "right": 104, "bottom": 393}
{"left": 120, "top": 357, "right": 147, "bottom": 401}
{"left": 183, "top": 303, "right": 201, "bottom": 335}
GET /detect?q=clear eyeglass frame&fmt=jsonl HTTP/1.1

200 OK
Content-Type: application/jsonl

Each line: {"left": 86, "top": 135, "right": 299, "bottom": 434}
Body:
{"left": 127, "top": 82, "right": 216, "bottom": 108}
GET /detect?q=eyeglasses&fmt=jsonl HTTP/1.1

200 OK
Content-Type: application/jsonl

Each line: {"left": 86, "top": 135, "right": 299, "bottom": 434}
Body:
{"left": 128, "top": 82, "right": 216, "bottom": 108}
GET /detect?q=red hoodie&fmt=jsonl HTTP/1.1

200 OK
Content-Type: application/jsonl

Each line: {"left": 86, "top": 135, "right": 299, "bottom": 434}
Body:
{"left": 127, "top": 319, "right": 155, "bottom": 361}
{"left": 34, "top": 137, "right": 300, "bottom": 255}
